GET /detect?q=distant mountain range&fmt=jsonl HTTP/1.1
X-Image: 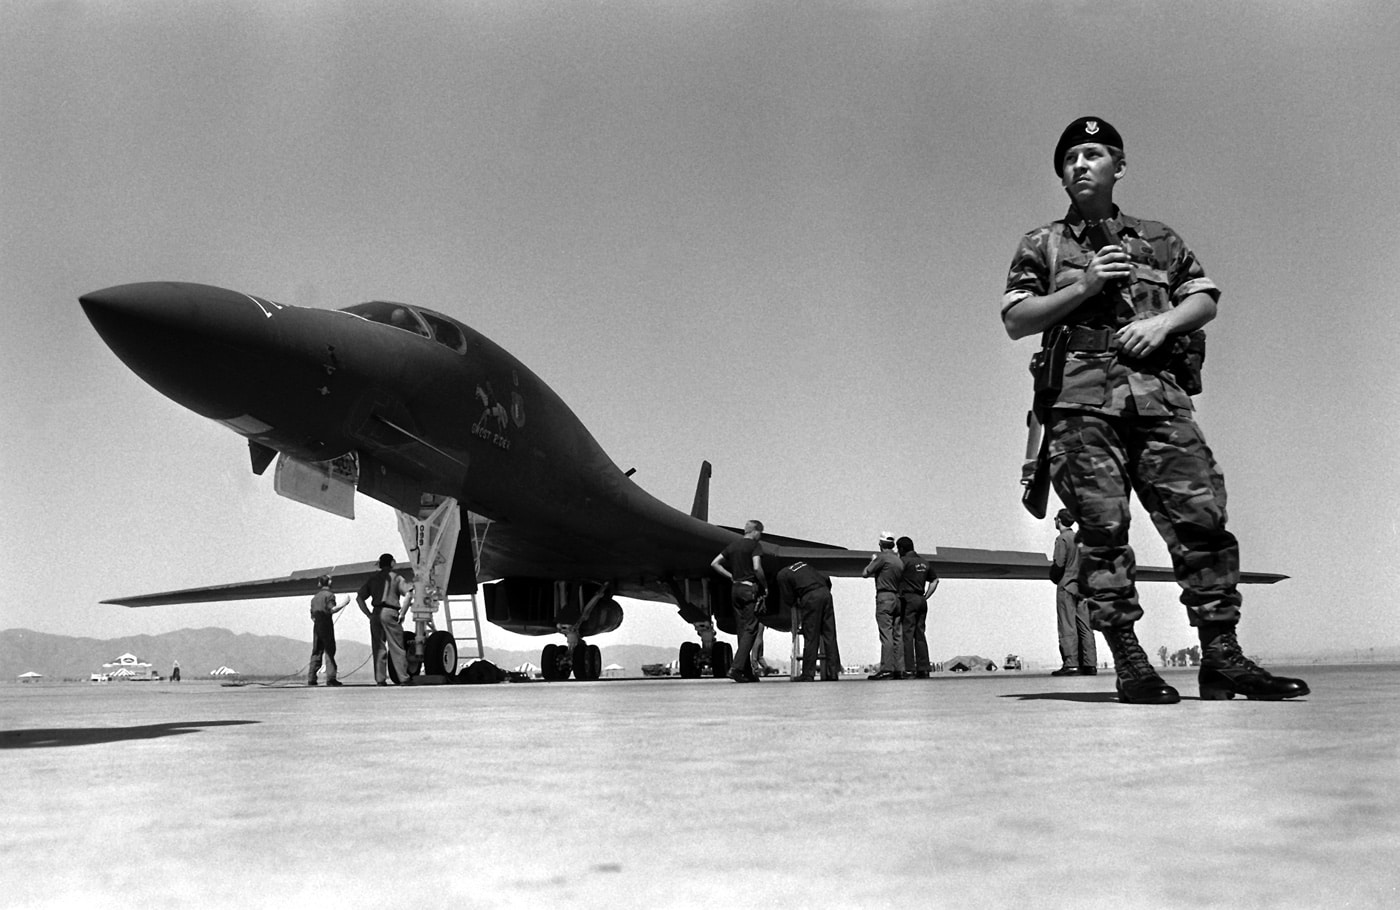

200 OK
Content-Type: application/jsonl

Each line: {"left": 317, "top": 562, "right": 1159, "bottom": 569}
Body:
{"left": 4, "top": 628, "right": 1394, "bottom": 683}
{"left": 0, "top": 628, "right": 686, "bottom": 681}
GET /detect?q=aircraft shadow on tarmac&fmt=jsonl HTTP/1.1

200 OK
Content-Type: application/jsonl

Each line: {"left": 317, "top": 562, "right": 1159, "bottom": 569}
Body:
{"left": 0, "top": 720, "right": 259, "bottom": 749}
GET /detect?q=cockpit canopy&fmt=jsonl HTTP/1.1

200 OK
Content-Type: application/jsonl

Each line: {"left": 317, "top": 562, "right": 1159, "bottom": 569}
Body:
{"left": 342, "top": 301, "right": 467, "bottom": 354}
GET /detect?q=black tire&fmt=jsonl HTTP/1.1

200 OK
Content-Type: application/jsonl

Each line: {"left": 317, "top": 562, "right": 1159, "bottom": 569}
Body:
{"left": 572, "top": 641, "right": 602, "bottom": 680}
{"left": 679, "top": 641, "right": 701, "bottom": 678}
{"left": 711, "top": 641, "right": 732, "bottom": 678}
{"left": 423, "top": 631, "right": 458, "bottom": 677}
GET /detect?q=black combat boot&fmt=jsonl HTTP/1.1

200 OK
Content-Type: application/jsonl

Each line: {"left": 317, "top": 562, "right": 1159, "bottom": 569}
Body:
{"left": 1102, "top": 626, "right": 1180, "bottom": 704}
{"left": 1198, "top": 622, "right": 1309, "bottom": 700}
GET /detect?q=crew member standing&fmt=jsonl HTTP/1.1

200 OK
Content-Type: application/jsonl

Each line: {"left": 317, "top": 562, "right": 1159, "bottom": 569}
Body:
{"left": 711, "top": 520, "right": 768, "bottom": 683}
{"left": 896, "top": 537, "right": 938, "bottom": 679}
{"left": 357, "top": 554, "right": 413, "bottom": 686}
{"left": 307, "top": 575, "right": 347, "bottom": 686}
{"left": 776, "top": 560, "right": 840, "bottom": 681}
{"left": 1050, "top": 509, "right": 1096, "bottom": 676}
{"left": 863, "top": 532, "right": 905, "bottom": 680}
{"left": 1001, "top": 116, "right": 1307, "bottom": 703}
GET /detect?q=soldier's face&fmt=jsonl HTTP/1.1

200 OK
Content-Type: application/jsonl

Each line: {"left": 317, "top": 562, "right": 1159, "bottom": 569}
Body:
{"left": 1061, "top": 143, "right": 1122, "bottom": 200}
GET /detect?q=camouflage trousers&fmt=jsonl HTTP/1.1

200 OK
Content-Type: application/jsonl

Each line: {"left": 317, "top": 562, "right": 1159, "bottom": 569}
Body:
{"left": 1047, "top": 407, "right": 1242, "bottom": 629}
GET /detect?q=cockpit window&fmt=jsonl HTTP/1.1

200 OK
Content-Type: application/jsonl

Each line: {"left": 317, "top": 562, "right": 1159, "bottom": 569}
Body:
{"left": 342, "top": 302, "right": 431, "bottom": 339}
{"left": 418, "top": 311, "right": 468, "bottom": 354}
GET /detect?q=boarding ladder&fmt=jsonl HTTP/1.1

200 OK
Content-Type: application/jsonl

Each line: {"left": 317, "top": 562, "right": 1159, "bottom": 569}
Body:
{"left": 442, "top": 591, "right": 484, "bottom": 673}
{"left": 438, "top": 510, "right": 491, "bottom": 672}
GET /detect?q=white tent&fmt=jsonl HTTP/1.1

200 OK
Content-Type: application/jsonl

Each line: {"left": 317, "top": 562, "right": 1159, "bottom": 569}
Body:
{"left": 603, "top": 663, "right": 624, "bottom": 678}
{"left": 512, "top": 662, "right": 541, "bottom": 678}
{"left": 17, "top": 671, "right": 42, "bottom": 683}
{"left": 210, "top": 666, "right": 239, "bottom": 677}
{"left": 109, "top": 667, "right": 135, "bottom": 678}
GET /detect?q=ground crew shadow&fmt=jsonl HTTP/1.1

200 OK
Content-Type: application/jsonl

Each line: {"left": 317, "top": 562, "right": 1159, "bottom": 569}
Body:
{"left": 1000, "top": 692, "right": 1123, "bottom": 703}
{"left": 0, "top": 720, "right": 259, "bottom": 749}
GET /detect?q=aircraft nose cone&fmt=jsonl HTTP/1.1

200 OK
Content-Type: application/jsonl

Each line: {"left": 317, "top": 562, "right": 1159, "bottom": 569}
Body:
{"left": 80, "top": 282, "right": 284, "bottom": 421}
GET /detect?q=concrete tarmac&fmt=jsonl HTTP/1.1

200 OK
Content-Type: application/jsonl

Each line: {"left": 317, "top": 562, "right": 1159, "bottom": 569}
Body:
{"left": 2, "top": 664, "right": 1397, "bottom": 909}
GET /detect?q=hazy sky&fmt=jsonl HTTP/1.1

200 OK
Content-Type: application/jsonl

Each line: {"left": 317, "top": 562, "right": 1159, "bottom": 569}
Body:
{"left": 4, "top": 1, "right": 1397, "bottom": 669}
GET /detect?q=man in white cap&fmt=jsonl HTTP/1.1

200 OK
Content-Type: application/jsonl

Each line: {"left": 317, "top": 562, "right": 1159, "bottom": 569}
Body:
{"left": 862, "top": 532, "right": 905, "bottom": 679}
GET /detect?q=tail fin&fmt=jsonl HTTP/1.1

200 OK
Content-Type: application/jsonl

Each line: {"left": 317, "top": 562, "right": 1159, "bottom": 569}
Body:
{"left": 690, "top": 460, "right": 712, "bottom": 521}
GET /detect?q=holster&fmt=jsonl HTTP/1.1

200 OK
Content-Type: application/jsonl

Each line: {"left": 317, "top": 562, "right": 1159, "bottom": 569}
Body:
{"left": 1030, "top": 326, "right": 1069, "bottom": 395}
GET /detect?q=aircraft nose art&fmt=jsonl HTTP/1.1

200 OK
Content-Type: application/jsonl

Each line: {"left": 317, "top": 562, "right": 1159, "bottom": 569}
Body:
{"left": 80, "top": 282, "right": 286, "bottom": 422}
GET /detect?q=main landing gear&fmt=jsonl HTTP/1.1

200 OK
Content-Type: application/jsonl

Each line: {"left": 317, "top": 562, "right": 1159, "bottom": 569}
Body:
{"left": 678, "top": 638, "right": 733, "bottom": 679}
{"left": 540, "top": 641, "right": 602, "bottom": 681}
{"left": 667, "top": 578, "right": 733, "bottom": 678}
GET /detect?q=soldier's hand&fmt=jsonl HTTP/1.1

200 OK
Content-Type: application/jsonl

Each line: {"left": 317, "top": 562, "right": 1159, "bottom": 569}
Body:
{"left": 1082, "top": 245, "right": 1132, "bottom": 293}
{"left": 1115, "top": 315, "right": 1172, "bottom": 358}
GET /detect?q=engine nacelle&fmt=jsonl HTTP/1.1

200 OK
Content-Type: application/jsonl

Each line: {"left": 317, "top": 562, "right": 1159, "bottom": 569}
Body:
{"left": 484, "top": 578, "right": 624, "bottom": 637}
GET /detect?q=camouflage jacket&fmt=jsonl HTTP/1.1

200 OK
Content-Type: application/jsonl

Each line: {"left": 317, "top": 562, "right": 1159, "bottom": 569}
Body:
{"left": 1002, "top": 206, "right": 1220, "bottom": 418}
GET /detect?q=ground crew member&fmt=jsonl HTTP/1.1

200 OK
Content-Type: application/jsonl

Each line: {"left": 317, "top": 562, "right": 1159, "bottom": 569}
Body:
{"left": 307, "top": 574, "right": 347, "bottom": 686}
{"left": 357, "top": 554, "right": 413, "bottom": 686}
{"left": 895, "top": 537, "right": 938, "bottom": 679}
{"left": 711, "top": 520, "right": 767, "bottom": 683}
{"left": 1001, "top": 116, "right": 1308, "bottom": 703}
{"left": 776, "top": 560, "right": 840, "bottom": 681}
{"left": 1050, "top": 509, "right": 1097, "bottom": 676}
{"left": 863, "top": 532, "right": 905, "bottom": 679}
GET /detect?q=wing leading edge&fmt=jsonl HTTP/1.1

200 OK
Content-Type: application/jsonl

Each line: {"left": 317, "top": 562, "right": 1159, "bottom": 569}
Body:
{"left": 99, "top": 561, "right": 412, "bottom": 608}
{"left": 772, "top": 545, "right": 1288, "bottom": 585}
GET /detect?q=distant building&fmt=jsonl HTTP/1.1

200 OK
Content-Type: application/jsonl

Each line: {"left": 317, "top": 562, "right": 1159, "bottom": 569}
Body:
{"left": 101, "top": 652, "right": 160, "bottom": 681}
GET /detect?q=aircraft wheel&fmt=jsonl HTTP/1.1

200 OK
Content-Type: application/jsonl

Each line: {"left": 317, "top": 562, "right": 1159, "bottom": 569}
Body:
{"left": 572, "top": 641, "right": 602, "bottom": 680}
{"left": 711, "top": 641, "right": 732, "bottom": 678}
{"left": 679, "top": 641, "right": 701, "bottom": 678}
{"left": 542, "top": 644, "right": 562, "bottom": 681}
{"left": 423, "top": 631, "right": 458, "bottom": 677}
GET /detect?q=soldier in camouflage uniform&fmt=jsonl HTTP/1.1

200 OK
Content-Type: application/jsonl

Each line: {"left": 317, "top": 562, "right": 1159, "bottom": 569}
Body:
{"left": 1000, "top": 116, "right": 1308, "bottom": 704}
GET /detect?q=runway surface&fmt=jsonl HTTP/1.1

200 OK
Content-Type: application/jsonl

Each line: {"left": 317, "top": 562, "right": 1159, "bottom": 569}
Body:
{"left": 2, "top": 664, "right": 1396, "bottom": 909}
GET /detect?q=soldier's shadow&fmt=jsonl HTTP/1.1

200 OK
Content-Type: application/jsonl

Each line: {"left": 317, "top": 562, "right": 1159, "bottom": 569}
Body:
{"left": 1000, "top": 692, "right": 1123, "bottom": 703}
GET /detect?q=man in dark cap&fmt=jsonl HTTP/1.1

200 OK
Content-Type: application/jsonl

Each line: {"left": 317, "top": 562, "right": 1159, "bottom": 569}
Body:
{"left": 1049, "top": 509, "right": 1096, "bottom": 677}
{"left": 895, "top": 536, "right": 938, "bottom": 679}
{"left": 1001, "top": 117, "right": 1308, "bottom": 704}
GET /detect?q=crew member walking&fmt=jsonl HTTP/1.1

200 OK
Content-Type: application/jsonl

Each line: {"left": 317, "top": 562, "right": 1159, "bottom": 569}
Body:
{"left": 896, "top": 536, "right": 938, "bottom": 679}
{"left": 1050, "top": 509, "right": 1097, "bottom": 676}
{"left": 711, "top": 520, "right": 768, "bottom": 683}
{"left": 863, "top": 532, "right": 905, "bottom": 680}
{"left": 1001, "top": 116, "right": 1307, "bottom": 703}
{"left": 776, "top": 560, "right": 840, "bottom": 681}
{"left": 357, "top": 554, "right": 413, "bottom": 686}
{"left": 308, "top": 574, "right": 347, "bottom": 686}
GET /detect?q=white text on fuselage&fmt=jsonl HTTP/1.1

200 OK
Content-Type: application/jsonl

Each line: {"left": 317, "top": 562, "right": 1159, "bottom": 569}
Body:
{"left": 472, "top": 420, "right": 511, "bottom": 450}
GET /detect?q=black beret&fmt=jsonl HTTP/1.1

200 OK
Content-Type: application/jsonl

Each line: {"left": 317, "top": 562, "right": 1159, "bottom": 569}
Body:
{"left": 1054, "top": 117, "right": 1123, "bottom": 174}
